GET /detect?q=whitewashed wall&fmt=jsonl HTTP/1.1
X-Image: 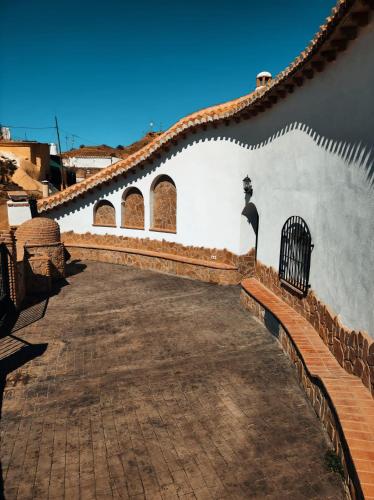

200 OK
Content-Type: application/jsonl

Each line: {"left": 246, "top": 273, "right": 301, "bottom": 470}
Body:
{"left": 63, "top": 156, "right": 121, "bottom": 169}
{"left": 49, "top": 22, "right": 374, "bottom": 337}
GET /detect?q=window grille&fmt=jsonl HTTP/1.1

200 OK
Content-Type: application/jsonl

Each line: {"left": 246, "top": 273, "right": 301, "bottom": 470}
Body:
{"left": 279, "top": 216, "right": 313, "bottom": 295}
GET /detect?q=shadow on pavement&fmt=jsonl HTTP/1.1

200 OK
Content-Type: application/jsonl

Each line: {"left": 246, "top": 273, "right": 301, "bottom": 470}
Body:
{"left": 0, "top": 260, "right": 86, "bottom": 498}
{"left": 0, "top": 336, "right": 48, "bottom": 499}
{"left": 1, "top": 259, "right": 87, "bottom": 338}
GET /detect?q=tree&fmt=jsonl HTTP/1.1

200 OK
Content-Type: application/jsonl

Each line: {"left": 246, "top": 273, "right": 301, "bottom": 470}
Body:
{"left": 117, "top": 145, "right": 124, "bottom": 150}
{"left": 79, "top": 144, "right": 85, "bottom": 148}
{"left": 0, "top": 156, "right": 17, "bottom": 185}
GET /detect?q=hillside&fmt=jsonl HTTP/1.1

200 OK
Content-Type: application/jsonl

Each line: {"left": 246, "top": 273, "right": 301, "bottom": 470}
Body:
{"left": 62, "top": 132, "right": 162, "bottom": 160}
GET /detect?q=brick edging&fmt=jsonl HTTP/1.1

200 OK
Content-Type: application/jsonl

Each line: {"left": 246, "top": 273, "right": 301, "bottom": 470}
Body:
{"left": 252, "top": 261, "right": 374, "bottom": 396}
{"left": 240, "top": 282, "right": 374, "bottom": 500}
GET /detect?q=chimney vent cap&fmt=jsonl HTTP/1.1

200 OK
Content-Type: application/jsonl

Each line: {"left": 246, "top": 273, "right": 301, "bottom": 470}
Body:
{"left": 256, "top": 71, "right": 272, "bottom": 78}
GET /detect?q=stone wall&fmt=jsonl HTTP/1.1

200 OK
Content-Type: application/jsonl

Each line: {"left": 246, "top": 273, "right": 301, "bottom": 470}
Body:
{"left": 240, "top": 291, "right": 358, "bottom": 500}
{"left": 152, "top": 176, "right": 176, "bottom": 232}
{"left": 24, "top": 255, "right": 52, "bottom": 294}
{"left": 24, "top": 243, "right": 65, "bottom": 280}
{"left": 238, "top": 248, "right": 256, "bottom": 278}
{"left": 61, "top": 232, "right": 259, "bottom": 286}
{"left": 0, "top": 229, "right": 19, "bottom": 307}
{"left": 122, "top": 188, "right": 144, "bottom": 229}
{"left": 65, "top": 245, "right": 240, "bottom": 285}
{"left": 94, "top": 201, "right": 116, "bottom": 227}
{"left": 251, "top": 260, "right": 374, "bottom": 396}
{"left": 16, "top": 260, "right": 26, "bottom": 306}
{"left": 62, "top": 231, "right": 241, "bottom": 266}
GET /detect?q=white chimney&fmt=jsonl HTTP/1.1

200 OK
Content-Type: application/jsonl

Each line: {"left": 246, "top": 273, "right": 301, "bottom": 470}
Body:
{"left": 256, "top": 71, "right": 272, "bottom": 89}
{"left": 42, "top": 180, "right": 49, "bottom": 198}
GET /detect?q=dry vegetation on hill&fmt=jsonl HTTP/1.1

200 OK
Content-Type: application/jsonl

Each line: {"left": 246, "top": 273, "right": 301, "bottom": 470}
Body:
{"left": 62, "top": 131, "right": 162, "bottom": 159}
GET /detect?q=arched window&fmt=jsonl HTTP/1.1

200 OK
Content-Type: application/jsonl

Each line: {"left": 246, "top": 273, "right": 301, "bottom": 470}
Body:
{"left": 93, "top": 200, "right": 116, "bottom": 227}
{"left": 151, "top": 175, "right": 176, "bottom": 233}
{"left": 279, "top": 216, "right": 313, "bottom": 295}
{"left": 121, "top": 187, "right": 144, "bottom": 229}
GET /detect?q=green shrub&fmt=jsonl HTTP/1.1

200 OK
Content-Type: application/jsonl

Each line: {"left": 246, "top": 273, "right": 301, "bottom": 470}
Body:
{"left": 325, "top": 449, "right": 344, "bottom": 477}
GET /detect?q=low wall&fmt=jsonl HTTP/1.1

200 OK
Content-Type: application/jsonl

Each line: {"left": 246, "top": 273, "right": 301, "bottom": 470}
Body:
{"left": 253, "top": 261, "right": 374, "bottom": 397}
{"left": 62, "top": 232, "right": 256, "bottom": 285}
{"left": 65, "top": 244, "right": 241, "bottom": 285}
{"left": 240, "top": 290, "right": 361, "bottom": 500}
{"left": 62, "top": 231, "right": 239, "bottom": 265}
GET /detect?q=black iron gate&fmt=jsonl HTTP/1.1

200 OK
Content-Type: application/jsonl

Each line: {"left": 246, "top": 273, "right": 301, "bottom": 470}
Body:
{"left": 0, "top": 243, "right": 10, "bottom": 326}
{"left": 279, "top": 216, "right": 313, "bottom": 296}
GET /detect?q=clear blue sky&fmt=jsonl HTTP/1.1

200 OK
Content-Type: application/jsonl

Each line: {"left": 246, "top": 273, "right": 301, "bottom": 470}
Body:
{"left": 0, "top": 0, "right": 333, "bottom": 150}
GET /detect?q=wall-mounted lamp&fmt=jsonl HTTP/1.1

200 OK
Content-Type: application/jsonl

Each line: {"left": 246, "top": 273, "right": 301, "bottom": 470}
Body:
{"left": 243, "top": 175, "right": 253, "bottom": 196}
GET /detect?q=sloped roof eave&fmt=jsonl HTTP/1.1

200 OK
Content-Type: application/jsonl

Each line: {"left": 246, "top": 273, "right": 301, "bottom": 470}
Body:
{"left": 38, "top": 0, "right": 371, "bottom": 213}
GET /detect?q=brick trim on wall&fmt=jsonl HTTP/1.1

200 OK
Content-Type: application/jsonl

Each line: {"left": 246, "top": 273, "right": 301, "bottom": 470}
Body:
{"left": 252, "top": 260, "right": 374, "bottom": 397}
{"left": 149, "top": 227, "right": 177, "bottom": 234}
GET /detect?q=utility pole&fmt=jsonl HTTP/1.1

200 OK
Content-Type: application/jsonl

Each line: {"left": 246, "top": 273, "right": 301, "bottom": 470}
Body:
{"left": 71, "top": 134, "right": 78, "bottom": 150}
{"left": 55, "top": 116, "right": 65, "bottom": 190}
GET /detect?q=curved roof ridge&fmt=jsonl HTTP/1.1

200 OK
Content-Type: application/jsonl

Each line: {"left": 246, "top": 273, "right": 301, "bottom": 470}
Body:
{"left": 39, "top": 0, "right": 370, "bottom": 213}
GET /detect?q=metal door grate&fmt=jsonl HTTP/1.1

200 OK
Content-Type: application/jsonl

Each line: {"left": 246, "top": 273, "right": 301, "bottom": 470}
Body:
{"left": 279, "top": 216, "right": 313, "bottom": 295}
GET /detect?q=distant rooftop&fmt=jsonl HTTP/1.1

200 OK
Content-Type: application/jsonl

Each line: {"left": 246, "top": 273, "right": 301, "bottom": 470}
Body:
{"left": 62, "top": 132, "right": 162, "bottom": 160}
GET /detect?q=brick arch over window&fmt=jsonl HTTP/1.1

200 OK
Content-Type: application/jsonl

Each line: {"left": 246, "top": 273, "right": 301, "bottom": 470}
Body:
{"left": 121, "top": 187, "right": 144, "bottom": 229}
{"left": 93, "top": 200, "right": 116, "bottom": 227}
{"left": 151, "top": 175, "right": 176, "bottom": 233}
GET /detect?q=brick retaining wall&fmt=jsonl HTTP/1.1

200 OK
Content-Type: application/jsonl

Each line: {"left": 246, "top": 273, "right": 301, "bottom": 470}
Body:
{"left": 65, "top": 244, "right": 241, "bottom": 285}
{"left": 62, "top": 232, "right": 258, "bottom": 285}
{"left": 240, "top": 284, "right": 373, "bottom": 500}
{"left": 252, "top": 261, "right": 374, "bottom": 397}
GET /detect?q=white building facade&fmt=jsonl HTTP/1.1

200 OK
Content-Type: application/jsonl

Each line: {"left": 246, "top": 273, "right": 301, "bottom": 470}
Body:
{"left": 62, "top": 153, "right": 122, "bottom": 182}
{"left": 37, "top": 5, "right": 374, "bottom": 340}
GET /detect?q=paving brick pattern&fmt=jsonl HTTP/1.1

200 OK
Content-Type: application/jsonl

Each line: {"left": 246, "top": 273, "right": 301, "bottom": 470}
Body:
{"left": 0, "top": 262, "right": 344, "bottom": 499}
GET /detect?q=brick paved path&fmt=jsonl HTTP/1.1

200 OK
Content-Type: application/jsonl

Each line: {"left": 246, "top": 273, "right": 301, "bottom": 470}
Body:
{"left": 0, "top": 261, "right": 344, "bottom": 499}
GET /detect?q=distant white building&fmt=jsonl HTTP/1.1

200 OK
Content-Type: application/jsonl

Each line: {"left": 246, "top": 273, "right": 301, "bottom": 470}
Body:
{"left": 62, "top": 149, "right": 122, "bottom": 182}
{"left": 0, "top": 126, "right": 11, "bottom": 140}
{"left": 49, "top": 143, "right": 58, "bottom": 155}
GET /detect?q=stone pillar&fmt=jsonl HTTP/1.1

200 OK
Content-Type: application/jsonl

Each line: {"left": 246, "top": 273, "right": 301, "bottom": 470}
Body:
{"left": 42, "top": 180, "right": 49, "bottom": 198}
{"left": 25, "top": 243, "right": 65, "bottom": 279}
{"left": 24, "top": 255, "right": 52, "bottom": 294}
